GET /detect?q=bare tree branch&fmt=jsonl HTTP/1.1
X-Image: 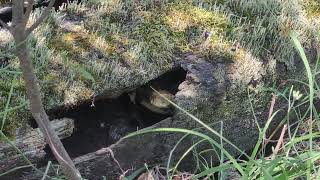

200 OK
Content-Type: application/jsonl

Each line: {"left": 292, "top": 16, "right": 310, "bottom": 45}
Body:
{"left": 8, "top": 0, "right": 82, "bottom": 179}
{"left": 23, "top": 0, "right": 34, "bottom": 26}
{"left": 26, "top": 0, "right": 56, "bottom": 35}
{"left": 14, "top": 41, "right": 81, "bottom": 180}
{"left": 11, "top": 0, "right": 24, "bottom": 26}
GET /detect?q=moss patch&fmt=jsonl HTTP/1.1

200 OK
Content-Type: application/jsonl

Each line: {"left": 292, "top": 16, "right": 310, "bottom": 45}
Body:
{"left": 304, "top": 0, "right": 320, "bottom": 18}
{"left": 0, "top": 0, "right": 317, "bottom": 136}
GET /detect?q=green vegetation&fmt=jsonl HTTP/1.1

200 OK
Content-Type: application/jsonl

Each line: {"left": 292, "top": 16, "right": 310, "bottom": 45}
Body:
{"left": 123, "top": 33, "right": 320, "bottom": 179}
{"left": 0, "top": 0, "right": 317, "bottom": 140}
{"left": 0, "top": 0, "right": 320, "bottom": 178}
{"left": 304, "top": 0, "right": 320, "bottom": 18}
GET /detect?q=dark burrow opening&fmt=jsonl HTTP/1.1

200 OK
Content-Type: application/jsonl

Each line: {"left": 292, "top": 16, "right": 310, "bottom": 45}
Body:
{"left": 31, "top": 67, "right": 187, "bottom": 164}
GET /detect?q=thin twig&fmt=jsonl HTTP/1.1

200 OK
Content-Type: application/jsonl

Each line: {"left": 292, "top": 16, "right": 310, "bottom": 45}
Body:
{"left": 108, "top": 148, "right": 124, "bottom": 173}
{"left": 119, "top": 168, "right": 133, "bottom": 180}
{"left": 26, "top": 0, "right": 56, "bottom": 35}
{"left": 96, "top": 147, "right": 124, "bottom": 173}
{"left": 268, "top": 93, "right": 277, "bottom": 120}
{"left": 262, "top": 93, "right": 277, "bottom": 154}
{"left": 270, "top": 124, "right": 287, "bottom": 160}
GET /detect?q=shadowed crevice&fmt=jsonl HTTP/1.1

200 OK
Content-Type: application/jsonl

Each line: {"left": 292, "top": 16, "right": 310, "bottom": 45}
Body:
{"left": 35, "top": 67, "right": 187, "bottom": 162}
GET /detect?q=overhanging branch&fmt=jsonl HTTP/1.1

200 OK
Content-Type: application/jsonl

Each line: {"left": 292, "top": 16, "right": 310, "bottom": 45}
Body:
{"left": 26, "top": 0, "right": 56, "bottom": 35}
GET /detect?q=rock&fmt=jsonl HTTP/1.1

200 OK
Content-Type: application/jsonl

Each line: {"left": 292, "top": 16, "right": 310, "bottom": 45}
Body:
{"left": 108, "top": 125, "right": 136, "bottom": 145}
{"left": 149, "top": 90, "right": 174, "bottom": 109}
{"left": 138, "top": 89, "right": 174, "bottom": 115}
{"left": 0, "top": 6, "right": 11, "bottom": 27}
{"left": 20, "top": 48, "right": 317, "bottom": 179}
{"left": 1, "top": 1, "right": 319, "bottom": 179}
{"left": 0, "top": 118, "right": 74, "bottom": 175}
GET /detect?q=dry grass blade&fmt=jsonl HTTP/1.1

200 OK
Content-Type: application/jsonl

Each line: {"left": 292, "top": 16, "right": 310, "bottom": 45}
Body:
{"left": 270, "top": 124, "right": 288, "bottom": 160}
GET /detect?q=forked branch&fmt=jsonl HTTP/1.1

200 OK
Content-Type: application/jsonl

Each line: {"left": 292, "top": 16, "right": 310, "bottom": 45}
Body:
{"left": 26, "top": 0, "right": 56, "bottom": 35}
{"left": 7, "top": 0, "right": 82, "bottom": 179}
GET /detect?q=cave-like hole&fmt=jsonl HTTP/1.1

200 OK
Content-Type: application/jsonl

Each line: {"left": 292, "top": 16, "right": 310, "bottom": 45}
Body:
{"left": 35, "top": 67, "right": 187, "bottom": 162}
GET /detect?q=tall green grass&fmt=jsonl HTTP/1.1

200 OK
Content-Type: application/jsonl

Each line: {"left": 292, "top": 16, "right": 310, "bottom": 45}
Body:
{"left": 0, "top": 75, "right": 43, "bottom": 177}
{"left": 123, "top": 32, "right": 320, "bottom": 179}
{"left": 0, "top": 66, "right": 67, "bottom": 178}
